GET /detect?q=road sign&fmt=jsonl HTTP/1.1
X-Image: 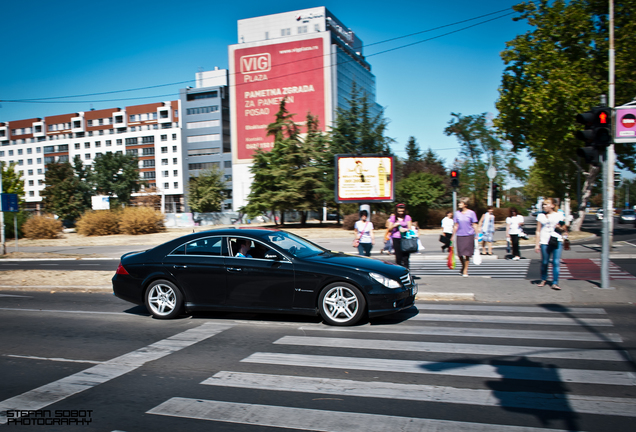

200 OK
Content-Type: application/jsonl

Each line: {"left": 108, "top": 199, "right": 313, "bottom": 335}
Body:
{"left": 487, "top": 165, "right": 497, "bottom": 180}
{"left": 0, "top": 193, "right": 18, "bottom": 212}
{"left": 615, "top": 106, "right": 636, "bottom": 143}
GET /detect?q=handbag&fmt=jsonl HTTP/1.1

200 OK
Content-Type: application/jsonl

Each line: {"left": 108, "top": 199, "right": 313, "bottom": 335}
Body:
{"left": 564, "top": 239, "right": 571, "bottom": 251}
{"left": 400, "top": 237, "right": 418, "bottom": 253}
{"left": 472, "top": 238, "right": 482, "bottom": 265}
{"left": 548, "top": 235, "right": 559, "bottom": 248}
{"left": 352, "top": 239, "right": 360, "bottom": 248}
{"left": 439, "top": 234, "right": 447, "bottom": 244}
{"left": 447, "top": 245, "right": 456, "bottom": 269}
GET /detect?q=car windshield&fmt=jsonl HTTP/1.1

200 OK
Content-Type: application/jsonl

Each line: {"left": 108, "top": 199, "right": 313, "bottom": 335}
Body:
{"left": 264, "top": 231, "right": 327, "bottom": 258}
{"left": 622, "top": 210, "right": 634, "bottom": 215}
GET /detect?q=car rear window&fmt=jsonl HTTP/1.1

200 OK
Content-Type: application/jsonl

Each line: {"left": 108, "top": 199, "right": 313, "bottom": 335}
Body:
{"left": 171, "top": 236, "right": 226, "bottom": 256}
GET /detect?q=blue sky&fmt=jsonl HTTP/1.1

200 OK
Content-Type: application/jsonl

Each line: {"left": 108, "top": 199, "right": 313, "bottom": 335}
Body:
{"left": 0, "top": 0, "right": 530, "bottom": 175}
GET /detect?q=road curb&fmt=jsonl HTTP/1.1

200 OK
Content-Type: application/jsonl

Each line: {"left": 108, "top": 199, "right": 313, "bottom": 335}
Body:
{"left": 0, "top": 285, "right": 111, "bottom": 292}
{"left": 416, "top": 292, "right": 475, "bottom": 301}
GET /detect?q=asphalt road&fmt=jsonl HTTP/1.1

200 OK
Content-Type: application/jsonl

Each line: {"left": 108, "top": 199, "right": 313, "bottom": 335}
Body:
{"left": 1, "top": 291, "right": 635, "bottom": 431}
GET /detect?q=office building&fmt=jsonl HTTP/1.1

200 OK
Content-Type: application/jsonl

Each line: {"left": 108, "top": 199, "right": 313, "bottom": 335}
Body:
{"left": 228, "top": 7, "right": 381, "bottom": 210}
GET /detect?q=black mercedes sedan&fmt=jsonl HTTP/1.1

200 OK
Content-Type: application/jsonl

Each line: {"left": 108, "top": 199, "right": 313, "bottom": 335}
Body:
{"left": 112, "top": 228, "right": 417, "bottom": 326}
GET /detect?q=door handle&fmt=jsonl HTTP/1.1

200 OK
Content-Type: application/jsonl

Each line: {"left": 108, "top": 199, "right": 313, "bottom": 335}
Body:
{"left": 227, "top": 267, "right": 242, "bottom": 272}
{"left": 173, "top": 265, "right": 188, "bottom": 269}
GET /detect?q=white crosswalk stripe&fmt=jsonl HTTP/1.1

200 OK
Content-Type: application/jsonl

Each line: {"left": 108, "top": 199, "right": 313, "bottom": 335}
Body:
{"left": 409, "top": 259, "right": 531, "bottom": 278}
{"left": 147, "top": 304, "right": 635, "bottom": 430}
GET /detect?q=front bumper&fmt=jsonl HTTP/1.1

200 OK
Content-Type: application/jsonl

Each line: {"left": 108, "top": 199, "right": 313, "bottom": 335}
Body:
{"left": 368, "top": 283, "right": 417, "bottom": 318}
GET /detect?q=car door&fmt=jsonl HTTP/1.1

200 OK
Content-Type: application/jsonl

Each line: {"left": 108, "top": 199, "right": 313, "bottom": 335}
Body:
{"left": 225, "top": 236, "right": 295, "bottom": 310}
{"left": 163, "top": 235, "right": 228, "bottom": 307}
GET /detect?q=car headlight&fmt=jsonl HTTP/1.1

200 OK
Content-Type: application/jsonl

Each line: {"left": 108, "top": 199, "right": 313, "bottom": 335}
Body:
{"left": 369, "top": 272, "right": 401, "bottom": 288}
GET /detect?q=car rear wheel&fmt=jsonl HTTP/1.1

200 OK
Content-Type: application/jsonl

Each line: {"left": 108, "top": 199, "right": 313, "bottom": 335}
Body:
{"left": 318, "top": 282, "right": 366, "bottom": 326}
{"left": 145, "top": 280, "right": 183, "bottom": 319}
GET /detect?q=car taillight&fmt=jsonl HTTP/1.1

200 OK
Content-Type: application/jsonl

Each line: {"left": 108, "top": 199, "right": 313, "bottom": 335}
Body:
{"left": 116, "top": 263, "right": 129, "bottom": 275}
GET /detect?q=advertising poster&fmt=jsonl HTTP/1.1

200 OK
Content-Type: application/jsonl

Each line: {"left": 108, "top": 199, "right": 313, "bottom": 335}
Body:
{"left": 336, "top": 156, "right": 394, "bottom": 203}
{"left": 232, "top": 38, "right": 325, "bottom": 162}
{"left": 615, "top": 106, "right": 636, "bottom": 143}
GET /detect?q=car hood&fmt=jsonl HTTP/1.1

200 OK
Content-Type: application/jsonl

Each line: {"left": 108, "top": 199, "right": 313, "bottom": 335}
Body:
{"left": 302, "top": 251, "right": 407, "bottom": 277}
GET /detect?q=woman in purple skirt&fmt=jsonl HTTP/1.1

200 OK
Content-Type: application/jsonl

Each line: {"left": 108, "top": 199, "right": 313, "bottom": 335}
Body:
{"left": 451, "top": 197, "right": 479, "bottom": 277}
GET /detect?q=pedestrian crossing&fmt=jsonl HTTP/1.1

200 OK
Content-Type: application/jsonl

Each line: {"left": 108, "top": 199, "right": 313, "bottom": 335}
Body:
{"left": 147, "top": 304, "right": 636, "bottom": 430}
{"left": 409, "top": 259, "right": 531, "bottom": 278}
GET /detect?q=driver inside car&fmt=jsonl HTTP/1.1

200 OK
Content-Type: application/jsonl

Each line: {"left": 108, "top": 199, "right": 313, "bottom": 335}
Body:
{"left": 235, "top": 239, "right": 252, "bottom": 258}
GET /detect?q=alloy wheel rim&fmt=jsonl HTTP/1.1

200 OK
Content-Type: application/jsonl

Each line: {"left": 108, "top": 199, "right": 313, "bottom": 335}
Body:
{"left": 148, "top": 284, "right": 176, "bottom": 316}
{"left": 323, "top": 286, "right": 358, "bottom": 323}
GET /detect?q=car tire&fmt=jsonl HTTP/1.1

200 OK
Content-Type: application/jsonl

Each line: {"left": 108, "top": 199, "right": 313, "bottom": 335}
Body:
{"left": 318, "top": 282, "right": 366, "bottom": 326}
{"left": 145, "top": 279, "right": 183, "bottom": 319}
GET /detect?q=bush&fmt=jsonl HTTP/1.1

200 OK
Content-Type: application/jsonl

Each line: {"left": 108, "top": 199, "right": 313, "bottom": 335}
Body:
{"left": 76, "top": 210, "right": 120, "bottom": 236}
{"left": 342, "top": 213, "right": 358, "bottom": 230}
{"left": 371, "top": 212, "right": 389, "bottom": 230}
{"left": 343, "top": 212, "right": 389, "bottom": 231}
{"left": 427, "top": 209, "right": 452, "bottom": 228}
{"left": 22, "top": 214, "right": 63, "bottom": 239}
{"left": 119, "top": 206, "right": 165, "bottom": 235}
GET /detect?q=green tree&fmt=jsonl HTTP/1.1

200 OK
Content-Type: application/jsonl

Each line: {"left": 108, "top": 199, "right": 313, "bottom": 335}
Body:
{"left": 187, "top": 168, "right": 226, "bottom": 213}
{"left": 1, "top": 161, "right": 25, "bottom": 199}
{"left": 245, "top": 101, "right": 328, "bottom": 224}
{"left": 445, "top": 113, "right": 524, "bottom": 209}
{"left": 422, "top": 148, "right": 447, "bottom": 178}
{"left": 495, "top": 0, "right": 636, "bottom": 229}
{"left": 395, "top": 172, "right": 448, "bottom": 224}
{"left": 73, "top": 155, "right": 94, "bottom": 211}
{"left": 41, "top": 162, "right": 90, "bottom": 222}
{"left": 330, "top": 82, "right": 393, "bottom": 155}
{"left": 90, "top": 152, "right": 142, "bottom": 207}
{"left": 402, "top": 136, "right": 424, "bottom": 178}
{"left": 1, "top": 162, "right": 26, "bottom": 240}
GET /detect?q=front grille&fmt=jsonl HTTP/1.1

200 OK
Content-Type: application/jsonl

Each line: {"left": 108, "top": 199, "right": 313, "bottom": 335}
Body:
{"left": 400, "top": 273, "right": 412, "bottom": 286}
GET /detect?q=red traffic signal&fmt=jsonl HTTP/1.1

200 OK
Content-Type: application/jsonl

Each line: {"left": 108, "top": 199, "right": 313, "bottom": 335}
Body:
{"left": 450, "top": 170, "right": 459, "bottom": 188}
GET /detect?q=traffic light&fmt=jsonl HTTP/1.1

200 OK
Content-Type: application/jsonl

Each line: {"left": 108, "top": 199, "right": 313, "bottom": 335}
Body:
{"left": 450, "top": 170, "right": 459, "bottom": 188}
{"left": 575, "top": 106, "right": 612, "bottom": 165}
{"left": 492, "top": 183, "right": 499, "bottom": 201}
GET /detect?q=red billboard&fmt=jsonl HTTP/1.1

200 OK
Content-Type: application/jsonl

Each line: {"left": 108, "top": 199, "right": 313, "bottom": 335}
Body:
{"left": 232, "top": 38, "right": 325, "bottom": 161}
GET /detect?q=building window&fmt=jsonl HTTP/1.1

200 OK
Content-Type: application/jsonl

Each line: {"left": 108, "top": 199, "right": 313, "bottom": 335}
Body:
{"left": 37, "top": 169, "right": 42, "bottom": 174}
{"left": 173, "top": 170, "right": 178, "bottom": 176}
{"left": 143, "top": 160, "right": 155, "bottom": 167}
{"left": 224, "top": 161, "right": 231, "bottom": 168}
{"left": 84, "top": 142, "right": 90, "bottom": 148}
{"left": 29, "top": 180, "right": 34, "bottom": 186}
{"left": 174, "top": 182, "right": 178, "bottom": 189}
{"left": 186, "top": 91, "right": 218, "bottom": 101}
{"left": 161, "top": 135, "right": 167, "bottom": 141}
{"left": 281, "top": 28, "right": 291, "bottom": 36}
{"left": 143, "top": 171, "right": 156, "bottom": 179}
{"left": 75, "top": 143, "right": 80, "bottom": 149}
{"left": 37, "top": 158, "right": 42, "bottom": 164}
{"left": 187, "top": 148, "right": 220, "bottom": 157}
{"left": 161, "top": 147, "right": 167, "bottom": 153}
{"left": 173, "top": 158, "right": 178, "bottom": 164}
{"left": 95, "top": 141, "right": 101, "bottom": 147}
{"left": 163, "top": 171, "right": 169, "bottom": 177}
{"left": 29, "top": 191, "right": 35, "bottom": 197}
{"left": 142, "top": 136, "right": 154, "bottom": 144}
{"left": 106, "top": 140, "right": 112, "bottom": 146}
{"left": 298, "top": 25, "right": 307, "bottom": 34}
{"left": 125, "top": 137, "right": 138, "bottom": 145}
{"left": 142, "top": 147, "right": 155, "bottom": 156}
{"left": 186, "top": 134, "right": 220, "bottom": 143}
{"left": 162, "top": 159, "right": 168, "bottom": 165}
{"left": 185, "top": 106, "right": 219, "bottom": 115}
{"left": 171, "top": 146, "right": 177, "bottom": 152}
{"left": 164, "top": 183, "right": 169, "bottom": 189}
{"left": 18, "top": 149, "right": 23, "bottom": 155}
{"left": 27, "top": 159, "right": 32, "bottom": 165}
{"left": 172, "top": 134, "right": 177, "bottom": 140}
{"left": 188, "top": 162, "right": 220, "bottom": 170}
{"left": 28, "top": 169, "right": 33, "bottom": 175}
{"left": 116, "top": 139, "right": 123, "bottom": 145}
{"left": 85, "top": 154, "right": 91, "bottom": 160}
{"left": 126, "top": 149, "right": 138, "bottom": 155}
{"left": 27, "top": 148, "right": 32, "bottom": 154}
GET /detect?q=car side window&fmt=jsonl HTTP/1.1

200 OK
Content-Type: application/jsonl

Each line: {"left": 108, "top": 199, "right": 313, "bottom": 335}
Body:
{"left": 228, "top": 237, "right": 273, "bottom": 260}
{"left": 171, "top": 236, "right": 227, "bottom": 256}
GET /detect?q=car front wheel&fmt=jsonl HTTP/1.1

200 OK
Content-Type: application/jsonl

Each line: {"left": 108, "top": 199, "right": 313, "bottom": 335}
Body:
{"left": 145, "top": 280, "right": 183, "bottom": 319}
{"left": 318, "top": 282, "right": 366, "bottom": 326}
